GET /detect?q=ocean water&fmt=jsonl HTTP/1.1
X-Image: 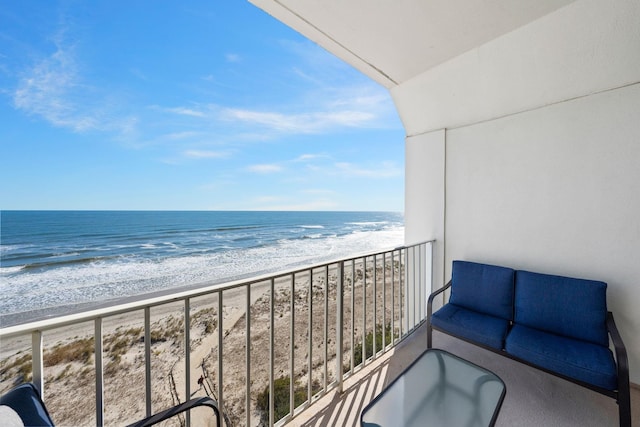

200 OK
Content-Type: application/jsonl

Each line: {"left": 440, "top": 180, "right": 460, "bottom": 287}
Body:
{"left": 0, "top": 211, "right": 403, "bottom": 325}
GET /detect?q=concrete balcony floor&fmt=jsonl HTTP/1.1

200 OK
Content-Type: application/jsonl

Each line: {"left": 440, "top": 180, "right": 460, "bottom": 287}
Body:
{"left": 287, "top": 323, "right": 640, "bottom": 426}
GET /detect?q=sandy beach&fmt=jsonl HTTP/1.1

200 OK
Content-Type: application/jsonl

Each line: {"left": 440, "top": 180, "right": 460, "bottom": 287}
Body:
{"left": 0, "top": 260, "right": 403, "bottom": 427}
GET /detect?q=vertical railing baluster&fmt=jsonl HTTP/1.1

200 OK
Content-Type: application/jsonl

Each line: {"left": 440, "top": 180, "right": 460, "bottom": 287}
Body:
{"left": 184, "top": 298, "right": 191, "bottom": 427}
{"left": 289, "top": 273, "right": 295, "bottom": 419}
{"left": 308, "top": 270, "right": 313, "bottom": 403}
{"left": 323, "top": 265, "right": 328, "bottom": 391}
{"left": 422, "top": 243, "right": 427, "bottom": 320}
{"left": 417, "top": 245, "right": 421, "bottom": 324}
{"left": 401, "top": 248, "right": 405, "bottom": 337}
{"left": 362, "top": 256, "right": 366, "bottom": 366}
{"left": 419, "top": 246, "right": 423, "bottom": 322}
{"left": 336, "top": 261, "right": 344, "bottom": 393}
{"left": 383, "top": 252, "right": 387, "bottom": 350}
{"left": 350, "top": 259, "right": 355, "bottom": 373}
{"left": 422, "top": 243, "right": 426, "bottom": 321}
{"left": 31, "top": 331, "right": 43, "bottom": 398}
{"left": 95, "top": 318, "right": 104, "bottom": 427}
{"left": 418, "top": 244, "right": 422, "bottom": 321}
{"left": 269, "top": 278, "right": 275, "bottom": 427}
{"left": 417, "top": 244, "right": 422, "bottom": 322}
{"left": 411, "top": 246, "right": 415, "bottom": 327}
{"left": 414, "top": 246, "right": 418, "bottom": 329}
{"left": 217, "top": 292, "right": 223, "bottom": 421}
{"left": 422, "top": 244, "right": 430, "bottom": 319}
{"left": 373, "top": 254, "right": 377, "bottom": 359}
{"left": 391, "top": 251, "right": 396, "bottom": 345}
{"left": 145, "top": 307, "right": 151, "bottom": 417}
{"left": 246, "top": 284, "right": 251, "bottom": 427}
{"left": 410, "top": 246, "right": 415, "bottom": 331}
{"left": 416, "top": 246, "right": 420, "bottom": 323}
{"left": 429, "top": 242, "right": 434, "bottom": 309}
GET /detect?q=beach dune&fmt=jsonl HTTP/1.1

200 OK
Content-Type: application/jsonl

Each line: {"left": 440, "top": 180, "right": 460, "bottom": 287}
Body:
{"left": 0, "top": 260, "right": 404, "bottom": 427}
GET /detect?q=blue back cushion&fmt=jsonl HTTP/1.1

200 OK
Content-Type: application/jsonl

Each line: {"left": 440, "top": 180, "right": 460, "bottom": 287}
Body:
{"left": 514, "top": 270, "right": 608, "bottom": 346}
{"left": 449, "top": 260, "right": 515, "bottom": 320}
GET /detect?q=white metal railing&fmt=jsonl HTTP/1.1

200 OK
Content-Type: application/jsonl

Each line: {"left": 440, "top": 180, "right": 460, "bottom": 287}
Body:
{"left": 0, "top": 240, "right": 433, "bottom": 427}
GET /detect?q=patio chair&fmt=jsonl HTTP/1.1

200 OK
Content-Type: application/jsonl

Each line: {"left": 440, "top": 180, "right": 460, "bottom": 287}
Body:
{"left": 0, "top": 382, "right": 221, "bottom": 427}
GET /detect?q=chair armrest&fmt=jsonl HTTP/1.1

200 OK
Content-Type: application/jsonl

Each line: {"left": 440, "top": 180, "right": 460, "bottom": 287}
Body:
{"left": 126, "top": 396, "right": 220, "bottom": 427}
{"left": 606, "top": 312, "right": 630, "bottom": 390}
{"left": 607, "top": 311, "right": 631, "bottom": 427}
{"left": 427, "top": 280, "right": 452, "bottom": 320}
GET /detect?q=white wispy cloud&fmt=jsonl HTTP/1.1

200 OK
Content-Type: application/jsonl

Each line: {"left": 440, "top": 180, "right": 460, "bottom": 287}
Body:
{"left": 157, "top": 64, "right": 397, "bottom": 140}
{"left": 13, "top": 41, "right": 88, "bottom": 131}
{"left": 294, "top": 154, "right": 329, "bottom": 162}
{"left": 216, "top": 75, "right": 397, "bottom": 136}
{"left": 12, "top": 27, "right": 136, "bottom": 137}
{"left": 221, "top": 107, "right": 375, "bottom": 134}
{"left": 246, "top": 164, "right": 283, "bottom": 174}
{"left": 302, "top": 188, "right": 335, "bottom": 195}
{"left": 163, "top": 107, "right": 207, "bottom": 118}
{"left": 164, "top": 131, "right": 203, "bottom": 140}
{"left": 290, "top": 67, "right": 322, "bottom": 85}
{"left": 225, "top": 53, "right": 241, "bottom": 63}
{"left": 183, "top": 149, "right": 228, "bottom": 159}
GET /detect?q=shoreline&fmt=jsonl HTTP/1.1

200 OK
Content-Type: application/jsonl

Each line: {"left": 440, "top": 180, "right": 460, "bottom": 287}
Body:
{"left": 2, "top": 212, "right": 404, "bottom": 324}
{"left": 0, "top": 239, "right": 404, "bottom": 329}
{"left": 0, "top": 267, "right": 280, "bottom": 329}
{"left": 0, "top": 279, "right": 269, "bottom": 359}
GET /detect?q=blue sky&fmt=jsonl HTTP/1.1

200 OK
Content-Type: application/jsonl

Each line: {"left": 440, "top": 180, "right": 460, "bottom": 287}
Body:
{"left": 0, "top": 1, "right": 405, "bottom": 212}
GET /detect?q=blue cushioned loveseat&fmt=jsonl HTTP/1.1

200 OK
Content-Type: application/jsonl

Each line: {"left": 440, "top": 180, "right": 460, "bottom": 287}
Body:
{"left": 427, "top": 260, "right": 631, "bottom": 427}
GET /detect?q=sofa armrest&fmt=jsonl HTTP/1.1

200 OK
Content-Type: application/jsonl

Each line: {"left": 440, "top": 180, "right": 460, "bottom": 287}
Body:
{"left": 427, "top": 280, "right": 452, "bottom": 319}
{"left": 607, "top": 312, "right": 629, "bottom": 385}
{"left": 606, "top": 311, "right": 631, "bottom": 427}
{"left": 427, "top": 280, "right": 452, "bottom": 348}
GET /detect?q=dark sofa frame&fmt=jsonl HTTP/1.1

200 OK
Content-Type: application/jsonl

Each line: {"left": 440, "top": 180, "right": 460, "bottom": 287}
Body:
{"left": 427, "top": 280, "right": 631, "bottom": 427}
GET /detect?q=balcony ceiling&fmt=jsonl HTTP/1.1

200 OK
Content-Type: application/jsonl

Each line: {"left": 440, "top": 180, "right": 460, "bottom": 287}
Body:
{"left": 249, "top": 0, "right": 577, "bottom": 88}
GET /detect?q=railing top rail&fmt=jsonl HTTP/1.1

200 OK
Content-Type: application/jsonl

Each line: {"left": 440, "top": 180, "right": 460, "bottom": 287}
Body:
{"left": 0, "top": 240, "right": 434, "bottom": 338}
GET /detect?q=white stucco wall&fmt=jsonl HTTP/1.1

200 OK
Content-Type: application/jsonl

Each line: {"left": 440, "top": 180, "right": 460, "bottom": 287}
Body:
{"left": 398, "top": 0, "right": 640, "bottom": 383}
{"left": 446, "top": 83, "right": 640, "bottom": 383}
{"left": 405, "top": 130, "right": 445, "bottom": 293}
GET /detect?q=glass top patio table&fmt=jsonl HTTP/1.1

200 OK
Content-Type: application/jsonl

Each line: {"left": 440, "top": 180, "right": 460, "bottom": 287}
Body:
{"left": 360, "top": 349, "right": 506, "bottom": 427}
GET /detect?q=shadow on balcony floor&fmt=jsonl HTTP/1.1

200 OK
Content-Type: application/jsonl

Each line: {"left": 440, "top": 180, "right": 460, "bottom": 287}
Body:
{"left": 287, "top": 323, "right": 639, "bottom": 427}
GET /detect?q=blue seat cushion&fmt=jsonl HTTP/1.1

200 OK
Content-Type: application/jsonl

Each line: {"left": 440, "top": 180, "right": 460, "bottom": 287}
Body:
{"left": 431, "top": 303, "right": 510, "bottom": 350}
{"left": 514, "top": 270, "right": 608, "bottom": 346}
{"left": 505, "top": 324, "right": 617, "bottom": 390}
{"left": 0, "top": 383, "right": 55, "bottom": 426}
{"left": 450, "top": 260, "right": 515, "bottom": 320}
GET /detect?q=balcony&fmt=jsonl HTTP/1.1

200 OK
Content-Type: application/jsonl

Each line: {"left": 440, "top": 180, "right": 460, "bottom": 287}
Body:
{"left": 3, "top": 239, "right": 638, "bottom": 426}
{"left": 0, "top": 241, "right": 434, "bottom": 426}
{"left": 249, "top": 0, "right": 640, "bottom": 413}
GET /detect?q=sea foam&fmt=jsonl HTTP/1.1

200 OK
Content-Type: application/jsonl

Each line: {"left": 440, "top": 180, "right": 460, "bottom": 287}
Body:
{"left": 1, "top": 225, "right": 404, "bottom": 320}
